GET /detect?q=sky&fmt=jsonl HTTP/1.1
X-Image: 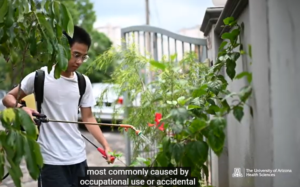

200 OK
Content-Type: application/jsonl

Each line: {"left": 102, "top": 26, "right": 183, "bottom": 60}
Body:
{"left": 90, "top": 0, "right": 215, "bottom": 33}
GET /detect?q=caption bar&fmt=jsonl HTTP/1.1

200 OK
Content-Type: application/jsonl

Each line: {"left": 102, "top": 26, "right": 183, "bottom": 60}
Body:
{"left": 78, "top": 167, "right": 199, "bottom": 186}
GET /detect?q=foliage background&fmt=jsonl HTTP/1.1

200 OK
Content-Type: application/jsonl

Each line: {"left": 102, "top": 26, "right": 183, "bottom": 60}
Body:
{"left": 0, "top": 0, "right": 114, "bottom": 91}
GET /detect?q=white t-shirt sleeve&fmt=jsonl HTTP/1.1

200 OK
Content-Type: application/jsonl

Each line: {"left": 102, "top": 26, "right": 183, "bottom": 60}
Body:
{"left": 20, "top": 71, "right": 36, "bottom": 95}
{"left": 80, "top": 75, "right": 96, "bottom": 108}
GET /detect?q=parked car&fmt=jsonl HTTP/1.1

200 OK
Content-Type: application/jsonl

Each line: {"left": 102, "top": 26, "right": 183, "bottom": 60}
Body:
{"left": 78, "top": 83, "right": 124, "bottom": 123}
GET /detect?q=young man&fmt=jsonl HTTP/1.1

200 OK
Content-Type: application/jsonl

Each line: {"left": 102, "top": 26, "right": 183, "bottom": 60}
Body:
{"left": 2, "top": 26, "right": 112, "bottom": 187}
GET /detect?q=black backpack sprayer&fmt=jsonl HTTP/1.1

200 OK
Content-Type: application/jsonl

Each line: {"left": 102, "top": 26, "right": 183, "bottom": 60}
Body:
{"left": 32, "top": 113, "right": 152, "bottom": 164}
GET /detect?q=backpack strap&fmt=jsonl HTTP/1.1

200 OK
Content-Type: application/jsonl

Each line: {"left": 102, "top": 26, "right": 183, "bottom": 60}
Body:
{"left": 33, "top": 70, "right": 86, "bottom": 114}
{"left": 34, "top": 69, "right": 45, "bottom": 113}
{"left": 75, "top": 71, "right": 86, "bottom": 109}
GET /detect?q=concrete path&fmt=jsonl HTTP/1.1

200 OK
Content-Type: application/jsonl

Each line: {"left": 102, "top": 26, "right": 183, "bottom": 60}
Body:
{"left": 0, "top": 129, "right": 126, "bottom": 187}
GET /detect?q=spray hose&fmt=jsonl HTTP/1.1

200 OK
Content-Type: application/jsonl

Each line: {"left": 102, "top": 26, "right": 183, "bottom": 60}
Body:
{"left": 32, "top": 113, "right": 151, "bottom": 164}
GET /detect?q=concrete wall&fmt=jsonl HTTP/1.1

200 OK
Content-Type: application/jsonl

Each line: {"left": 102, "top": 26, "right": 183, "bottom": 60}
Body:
{"left": 207, "top": 6, "right": 255, "bottom": 187}
{"left": 225, "top": 7, "right": 254, "bottom": 187}
{"left": 250, "top": 0, "right": 300, "bottom": 187}
{"left": 205, "top": 0, "right": 300, "bottom": 186}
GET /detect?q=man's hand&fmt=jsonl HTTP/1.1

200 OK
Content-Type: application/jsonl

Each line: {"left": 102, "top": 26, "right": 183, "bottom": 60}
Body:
{"left": 104, "top": 146, "right": 113, "bottom": 164}
{"left": 81, "top": 107, "right": 113, "bottom": 164}
{"left": 21, "top": 106, "right": 39, "bottom": 120}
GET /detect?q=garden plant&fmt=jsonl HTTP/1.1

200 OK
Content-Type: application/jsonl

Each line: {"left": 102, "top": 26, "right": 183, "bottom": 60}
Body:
{"left": 90, "top": 17, "right": 253, "bottom": 187}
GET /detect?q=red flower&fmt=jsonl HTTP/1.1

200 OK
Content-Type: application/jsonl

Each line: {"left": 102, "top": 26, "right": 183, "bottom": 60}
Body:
{"left": 148, "top": 113, "right": 164, "bottom": 131}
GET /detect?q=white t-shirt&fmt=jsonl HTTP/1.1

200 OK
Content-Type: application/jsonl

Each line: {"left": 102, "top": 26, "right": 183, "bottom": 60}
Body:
{"left": 21, "top": 66, "right": 96, "bottom": 165}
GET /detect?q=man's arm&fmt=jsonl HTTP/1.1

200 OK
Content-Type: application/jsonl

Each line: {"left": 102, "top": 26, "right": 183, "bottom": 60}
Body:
{"left": 2, "top": 71, "right": 38, "bottom": 117}
{"left": 2, "top": 86, "right": 28, "bottom": 108}
{"left": 80, "top": 106, "right": 113, "bottom": 162}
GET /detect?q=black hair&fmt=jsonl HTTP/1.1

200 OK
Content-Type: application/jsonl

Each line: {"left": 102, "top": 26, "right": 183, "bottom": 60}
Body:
{"left": 63, "top": 26, "right": 92, "bottom": 49}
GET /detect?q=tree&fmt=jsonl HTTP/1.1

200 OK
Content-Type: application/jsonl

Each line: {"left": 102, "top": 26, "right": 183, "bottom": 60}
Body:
{"left": 0, "top": 0, "right": 74, "bottom": 186}
{"left": 0, "top": 0, "right": 114, "bottom": 91}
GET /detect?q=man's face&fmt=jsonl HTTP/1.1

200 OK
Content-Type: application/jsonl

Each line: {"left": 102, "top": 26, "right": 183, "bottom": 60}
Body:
{"left": 67, "top": 42, "right": 89, "bottom": 72}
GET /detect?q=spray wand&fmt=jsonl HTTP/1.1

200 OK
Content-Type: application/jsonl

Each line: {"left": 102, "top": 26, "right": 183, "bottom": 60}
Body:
{"left": 33, "top": 113, "right": 151, "bottom": 163}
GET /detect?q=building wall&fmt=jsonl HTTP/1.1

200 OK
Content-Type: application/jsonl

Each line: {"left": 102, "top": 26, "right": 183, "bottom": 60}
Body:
{"left": 95, "top": 24, "right": 122, "bottom": 47}
{"left": 226, "top": 7, "right": 254, "bottom": 187}
{"left": 254, "top": 0, "right": 300, "bottom": 186}
{"left": 206, "top": 5, "right": 254, "bottom": 187}
{"left": 205, "top": 0, "right": 300, "bottom": 186}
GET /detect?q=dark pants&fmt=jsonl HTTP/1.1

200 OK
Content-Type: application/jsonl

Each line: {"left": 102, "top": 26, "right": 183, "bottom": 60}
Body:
{"left": 38, "top": 160, "right": 89, "bottom": 187}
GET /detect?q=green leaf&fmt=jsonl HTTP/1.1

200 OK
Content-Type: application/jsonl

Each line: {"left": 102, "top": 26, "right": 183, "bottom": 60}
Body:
{"left": 54, "top": 66, "right": 61, "bottom": 79}
{"left": 177, "top": 96, "right": 186, "bottom": 105}
{"left": 186, "top": 141, "right": 208, "bottom": 164}
{"left": 233, "top": 106, "right": 244, "bottom": 122}
{"left": 188, "top": 105, "right": 201, "bottom": 110}
{"left": 172, "top": 122, "right": 183, "bottom": 134}
{"left": 221, "top": 32, "right": 234, "bottom": 40}
{"left": 231, "top": 29, "right": 240, "bottom": 38}
{"left": 155, "top": 152, "right": 170, "bottom": 167}
{"left": 1, "top": 108, "right": 16, "bottom": 128}
{"left": 170, "top": 54, "right": 177, "bottom": 62}
{"left": 170, "top": 108, "right": 189, "bottom": 124}
{"left": 44, "top": 0, "right": 51, "bottom": 12}
{"left": 7, "top": 164, "right": 22, "bottom": 187}
{"left": 236, "top": 71, "right": 253, "bottom": 83}
{"left": 36, "top": 12, "right": 54, "bottom": 38}
{"left": 221, "top": 29, "right": 240, "bottom": 44}
{"left": 221, "top": 99, "right": 230, "bottom": 114}
{"left": 207, "top": 99, "right": 215, "bottom": 105}
{"left": 170, "top": 143, "right": 184, "bottom": 163}
{"left": 166, "top": 100, "right": 177, "bottom": 105}
{"left": 239, "top": 86, "right": 252, "bottom": 102}
{"left": 231, "top": 52, "right": 240, "bottom": 61}
{"left": 248, "top": 44, "right": 252, "bottom": 58}
{"left": 0, "top": 151, "right": 5, "bottom": 180}
{"left": 219, "top": 41, "right": 227, "bottom": 50}
{"left": 207, "top": 105, "right": 220, "bottom": 114}
{"left": 235, "top": 71, "right": 250, "bottom": 80}
{"left": 61, "top": 3, "right": 74, "bottom": 37}
{"left": 23, "top": 137, "right": 43, "bottom": 180}
{"left": 150, "top": 60, "right": 166, "bottom": 70}
{"left": 189, "top": 118, "right": 206, "bottom": 134}
{"left": 56, "top": 25, "right": 63, "bottom": 39}
{"left": 192, "top": 84, "right": 208, "bottom": 97}
{"left": 13, "top": 133, "right": 24, "bottom": 165}
{"left": 202, "top": 164, "right": 209, "bottom": 182}
{"left": 129, "top": 160, "right": 140, "bottom": 167}
{"left": 162, "top": 137, "right": 171, "bottom": 155}
{"left": 6, "top": 131, "right": 16, "bottom": 147}
{"left": 53, "top": 1, "right": 61, "bottom": 21}
{"left": 6, "top": 149, "right": 23, "bottom": 187}
{"left": 223, "top": 17, "right": 236, "bottom": 26}
{"left": 17, "top": 109, "right": 37, "bottom": 139}
{"left": 29, "top": 27, "right": 37, "bottom": 56}
{"left": 181, "top": 152, "right": 193, "bottom": 167}
{"left": 203, "top": 129, "right": 225, "bottom": 156}
{"left": 0, "top": 0, "right": 8, "bottom": 23}
{"left": 4, "top": 2, "right": 14, "bottom": 27}
{"left": 30, "top": 0, "right": 36, "bottom": 11}
{"left": 226, "top": 59, "right": 236, "bottom": 80}
{"left": 57, "top": 44, "right": 68, "bottom": 71}
{"left": 136, "top": 157, "right": 147, "bottom": 163}
{"left": 239, "top": 43, "right": 243, "bottom": 51}
{"left": 190, "top": 165, "right": 201, "bottom": 179}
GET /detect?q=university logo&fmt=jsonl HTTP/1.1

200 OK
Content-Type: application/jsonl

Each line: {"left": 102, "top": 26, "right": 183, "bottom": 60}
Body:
{"left": 232, "top": 168, "right": 243, "bottom": 177}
